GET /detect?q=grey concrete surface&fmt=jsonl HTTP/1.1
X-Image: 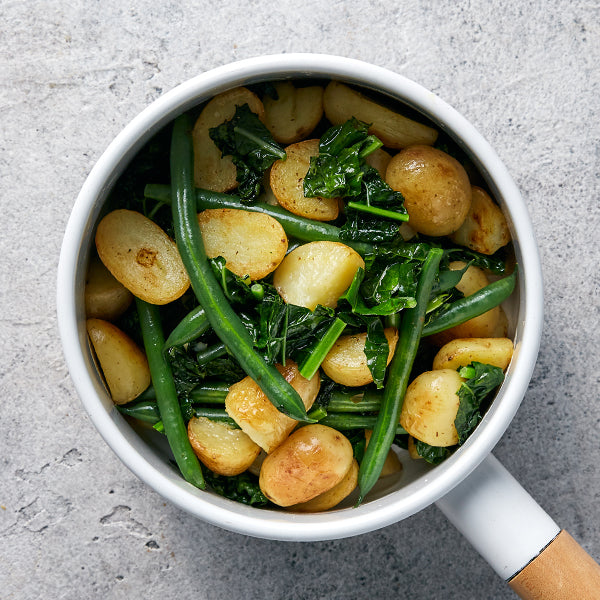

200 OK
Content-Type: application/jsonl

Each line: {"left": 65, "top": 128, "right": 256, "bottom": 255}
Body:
{"left": 1, "top": 1, "right": 598, "bottom": 598}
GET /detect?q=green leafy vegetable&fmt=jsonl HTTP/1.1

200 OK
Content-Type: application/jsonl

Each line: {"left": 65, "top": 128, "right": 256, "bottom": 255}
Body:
{"left": 455, "top": 361, "right": 505, "bottom": 443}
{"left": 363, "top": 318, "right": 390, "bottom": 389}
{"left": 203, "top": 470, "right": 271, "bottom": 507}
{"left": 415, "top": 440, "right": 451, "bottom": 465}
{"left": 209, "top": 103, "right": 286, "bottom": 202}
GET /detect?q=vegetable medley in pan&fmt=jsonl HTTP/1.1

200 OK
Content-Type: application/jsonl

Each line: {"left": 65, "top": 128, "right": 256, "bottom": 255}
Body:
{"left": 85, "top": 79, "right": 516, "bottom": 510}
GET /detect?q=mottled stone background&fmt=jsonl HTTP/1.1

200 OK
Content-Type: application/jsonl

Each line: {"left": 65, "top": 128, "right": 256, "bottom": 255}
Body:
{"left": 1, "top": 1, "right": 598, "bottom": 598}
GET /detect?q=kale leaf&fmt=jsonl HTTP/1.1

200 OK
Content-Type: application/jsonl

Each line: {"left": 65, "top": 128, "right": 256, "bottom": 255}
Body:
{"left": 203, "top": 470, "right": 271, "bottom": 507}
{"left": 455, "top": 361, "right": 505, "bottom": 444}
{"left": 363, "top": 318, "right": 390, "bottom": 389}
{"left": 415, "top": 440, "right": 452, "bottom": 465}
{"left": 209, "top": 103, "right": 286, "bottom": 202}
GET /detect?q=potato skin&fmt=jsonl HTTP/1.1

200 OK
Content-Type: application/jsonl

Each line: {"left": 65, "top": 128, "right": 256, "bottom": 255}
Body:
{"left": 287, "top": 459, "right": 358, "bottom": 513}
{"left": 259, "top": 424, "right": 354, "bottom": 507}
{"left": 430, "top": 261, "right": 501, "bottom": 346}
{"left": 321, "top": 328, "right": 399, "bottom": 387}
{"left": 323, "top": 81, "right": 438, "bottom": 148}
{"left": 225, "top": 361, "right": 319, "bottom": 453}
{"left": 449, "top": 186, "right": 511, "bottom": 255}
{"left": 85, "top": 256, "right": 133, "bottom": 320}
{"left": 192, "top": 87, "right": 265, "bottom": 192}
{"left": 187, "top": 416, "right": 261, "bottom": 476}
{"left": 273, "top": 241, "right": 365, "bottom": 310}
{"left": 86, "top": 318, "right": 150, "bottom": 405}
{"left": 95, "top": 209, "right": 190, "bottom": 305}
{"left": 263, "top": 82, "right": 324, "bottom": 144}
{"left": 400, "top": 369, "right": 464, "bottom": 447}
{"left": 385, "top": 145, "right": 472, "bottom": 236}
{"left": 198, "top": 208, "right": 288, "bottom": 280}
{"left": 270, "top": 139, "right": 339, "bottom": 221}
{"left": 432, "top": 337, "right": 514, "bottom": 372}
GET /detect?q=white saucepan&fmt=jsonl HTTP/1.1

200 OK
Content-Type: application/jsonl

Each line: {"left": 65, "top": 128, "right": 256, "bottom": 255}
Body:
{"left": 56, "top": 54, "right": 600, "bottom": 599}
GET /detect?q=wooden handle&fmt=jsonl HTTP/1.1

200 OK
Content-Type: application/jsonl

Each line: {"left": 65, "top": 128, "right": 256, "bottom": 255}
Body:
{"left": 509, "top": 530, "right": 600, "bottom": 599}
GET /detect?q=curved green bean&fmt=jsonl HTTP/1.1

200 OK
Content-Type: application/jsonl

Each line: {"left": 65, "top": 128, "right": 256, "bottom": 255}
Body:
{"left": 170, "top": 114, "right": 312, "bottom": 423}
{"left": 163, "top": 305, "right": 210, "bottom": 350}
{"left": 357, "top": 247, "right": 443, "bottom": 504}
{"left": 135, "top": 298, "right": 205, "bottom": 488}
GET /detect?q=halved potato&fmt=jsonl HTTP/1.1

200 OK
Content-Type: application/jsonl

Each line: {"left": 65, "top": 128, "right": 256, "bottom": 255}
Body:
{"left": 86, "top": 318, "right": 150, "bottom": 405}
{"left": 198, "top": 208, "right": 288, "bottom": 279}
{"left": 263, "top": 82, "right": 324, "bottom": 144}
{"left": 270, "top": 139, "right": 339, "bottom": 221}
{"left": 225, "top": 361, "right": 320, "bottom": 453}
{"left": 259, "top": 424, "right": 354, "bottom": 507}
{"left": 187, "top": 416, "right": 261, "bottom": 476}
{"left": 385, "top": 145, "right": 472, "bottom": 236}
{"left": 399, "top": 369, "right": 464, "bottom": 447}
{"left": 430, "top": 261, "right": 502, "bottom": 345}
{"left": 288, "top": 459, "right": 358, "bottom": 512}
{"left": 432, "top": 337, "right": 514, "bottom": 372}
{"left": 273, "top": 241, "right": 365, "bottom": 309}
{"left": 449, "top": 186, "right": 511, "bottom": 255}
{"left": 85, "top": 256, "right": 133, "bottom": 320}
{"left": 192, "top": 87, "right": 265, "bottom": 192}
{"left": 95, "top": 209, "right": 190, "bottom": 305}
{"left": 321, "top": 328, "right": 399, "bottom": 387}
{"left": 323, "top": 81, "right": 438, "bottom": 148}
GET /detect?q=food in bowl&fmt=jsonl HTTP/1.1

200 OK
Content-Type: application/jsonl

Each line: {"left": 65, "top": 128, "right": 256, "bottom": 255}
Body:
{"left": 84, "top": 78, "right": 516, "bottom": 512}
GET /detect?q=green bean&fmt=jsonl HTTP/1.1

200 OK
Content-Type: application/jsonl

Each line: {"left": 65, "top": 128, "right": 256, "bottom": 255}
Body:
{"left": 137, "top": 381, "right": 229, "bottom": 405}
{"left": 135, "top": 298, "right": 205, "bottom": 488}
{"left": 163, "top": 305, "right": 210, "bottom": 350}
{"left": 191, "top": 407, "right": 237, "bottom": 427}
{"left": 319, "top": 413, "right": 407, "bottom": 434}
{"left": 421, "top": 269, "right": 517, "bottom": 337}
{"left": 195, "top": 342, "right": 227, "bottom": 366}
{"left": 298, "top": 317, "right": 347, "bottom": 380}
{"left": 117, "top": 399, "right": 160, "bottom": 423}
{"left": 170, "top": 114, "right": 312, "bottom": 423}
{"left": 357, "top": 247, "right": 443, "bottom": 504}
{"left": 144, "top": 183, "right": 374, "bottom": 255}
{"left": 327, "top": 388, "right": 383, "bottom": 413}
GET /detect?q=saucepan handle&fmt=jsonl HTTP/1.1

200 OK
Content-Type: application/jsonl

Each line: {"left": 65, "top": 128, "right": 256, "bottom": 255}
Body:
{"left": 436, "top": 454, "right": 600, "bottom": 599}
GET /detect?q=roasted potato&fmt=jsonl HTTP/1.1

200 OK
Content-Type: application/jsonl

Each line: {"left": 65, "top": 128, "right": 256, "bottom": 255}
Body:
{"left": 225, "top": 361, "right": 320, "bottom": 453}
{"left": 399, "top": 369, "right": 464, "bottom": 447}
{"left": 187, "top": 416, "right": 261, "bottom": 476}
{"left": 449, "top": 186, "right": 511, "bottom": 255}
{"left": 273, "top": 241, "right": 365, "bottom": 310}
{"left": 85, "top": 256, "right": 133, "bottom": 320}
{"left": 365, "top": 147, "right": 392, "bottom": 178}
{"left": 270, "top": 139, "right": 340, "bottom": 221}
{"left": 263, "top": 82, "right": 324, "bottom": 144}
{"left": 323, "top": 81, "right": 438, "bottom": 148}
{"left": 259, "top": 424, "right": 354, "bottom": 507}
{"left": 86, "top": 318, "right": 150, "bottom": 405}
{"left": 288, "top": 459, "right": 358, "bottom": 512}
{"left": 385, "top": 145, "right": 472, "bottom": 236}
{"left": 198, "top": 208, "right": 288, "bottom": 280}
{"left": 321, "top": 328, "right": 399, "bottom": 387}
{"left": 430, "top": 261, "right": 502, "bottom": 345}
{"left": 95, "top": 209, "right": 190, "bottom": 305}
{"left": 432, "top": 337, "right": 514, "bottom": 372}
{"left": 192, "top": 87, "right": 265, "bottom": 192}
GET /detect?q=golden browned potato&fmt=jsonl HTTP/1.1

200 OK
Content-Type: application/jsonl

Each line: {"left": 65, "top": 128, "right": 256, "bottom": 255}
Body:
{"left": 270, "top": 139, "right": 339, "bottom": 221}
{"left": 273, "top": 241, "right": 365, "bottom": 310}
{"left": 432, "top": 337, "right": 514, "bottom": 372}
{"left": 263, "top": 82, "right": 324, "bottom": 144}
{"left": 321, "top": 328, "right": 399, "bottom": 387}
{"left": 365, "top": 147, "right": 392, "bottom": 178}
{"left": 430, "top": 261, "right": 502, "bottom": 346}
{"left": 323, "top": 81, "right": 438, "bottom": 148}
{"left": 198, "top": 208, "right": 288, "bottom": 280}
{"left": 85, "top": 256, "right": 133, "bottom": 320}
{"left": 192, "top": 87, "right": 265, "bottom": 192}
{"left": 385, "top": 145, "right": 472, "bottom": 236}
{"left": 259, "top": 424, "right": 354, "bottom": 507}
{"left": 95, "top": 209, "right": 190, "bottom": 305}
{"left": 225, "top": 361, "right": 320, "bottom": 453}
{"left": 400, "top": 369, "right": 464, "bottom": 447}
{"left": 365, "top": 430, "right": 403, "bottom": 477}
{"left": 288, "top": 459, "right": 358, "bottom": 512}
{"left": 187, "top": 416, "right": 261, "bottom": 476}
{"left": 86, "top": 318, "right": 150, "bottom": 405}
{"left": 449, "top": 186, "right": 511, "bottom": 255}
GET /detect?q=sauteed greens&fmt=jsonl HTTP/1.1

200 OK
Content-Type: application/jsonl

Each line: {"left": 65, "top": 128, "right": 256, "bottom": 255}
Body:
{"left": 86, "top": 80, "right": 515, "bottom": 509}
